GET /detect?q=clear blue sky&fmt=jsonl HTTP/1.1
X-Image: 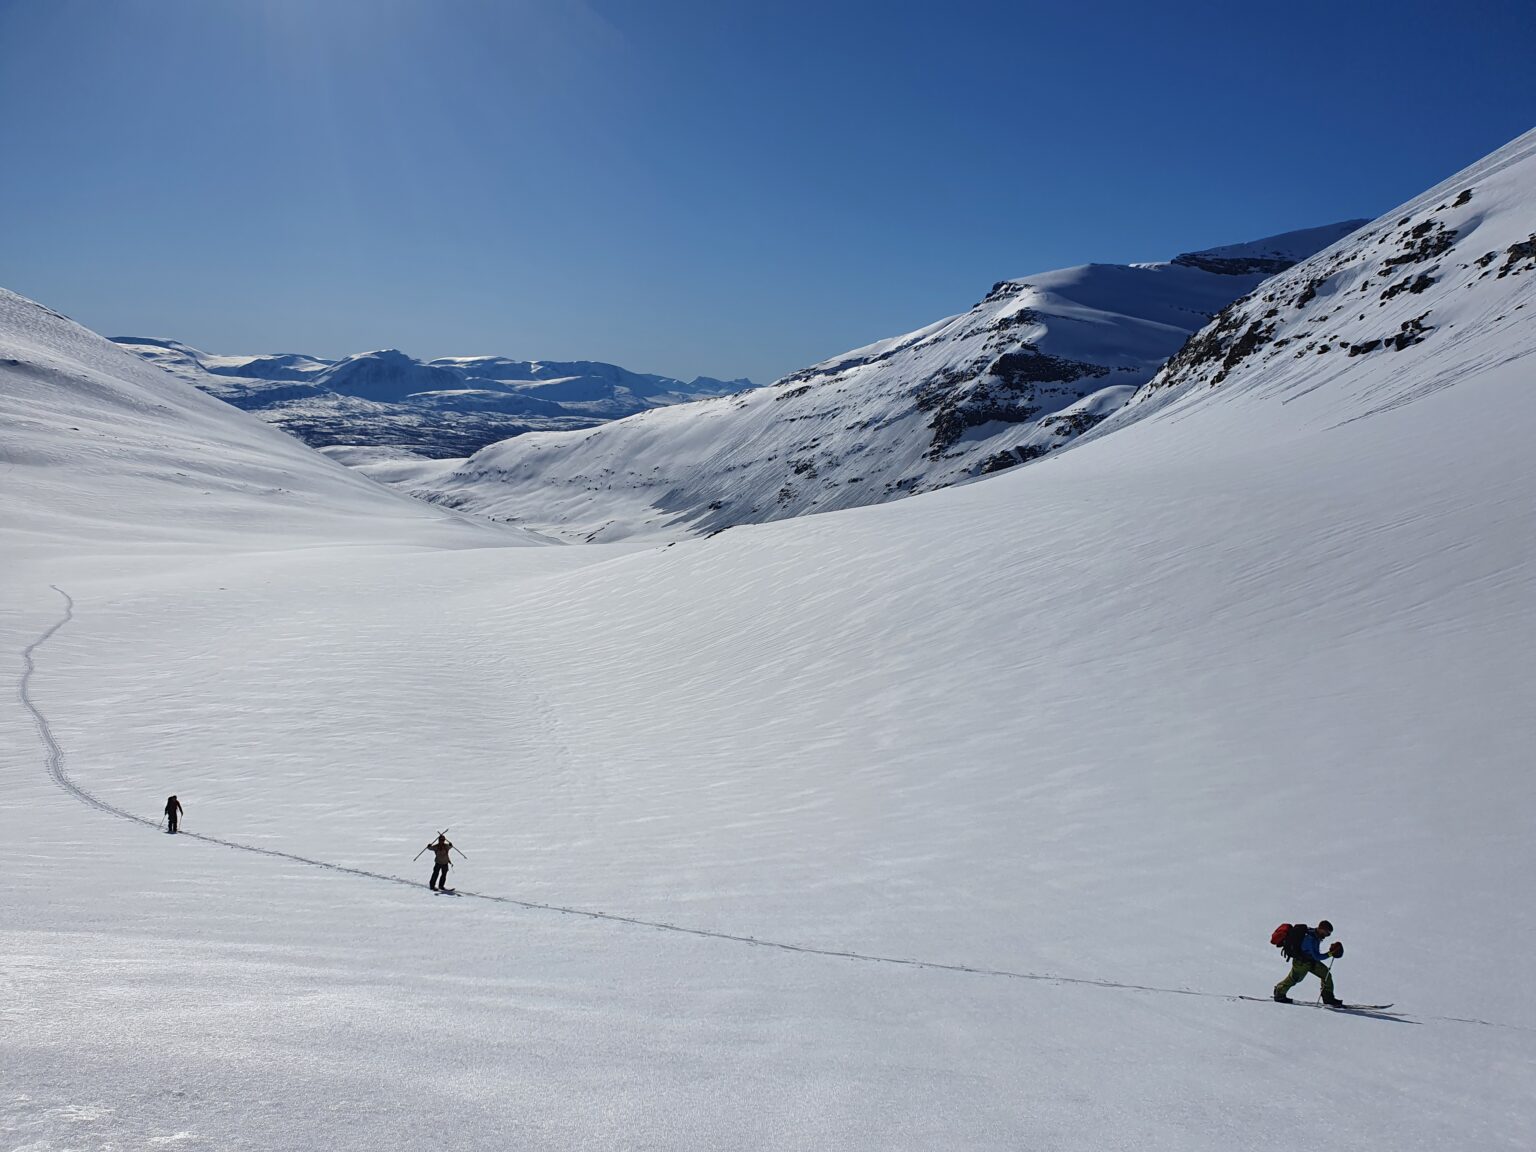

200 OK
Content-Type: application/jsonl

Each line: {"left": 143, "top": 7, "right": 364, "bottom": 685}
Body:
{"left": 1, "top": 0, "right": 1532, "bottom": 384}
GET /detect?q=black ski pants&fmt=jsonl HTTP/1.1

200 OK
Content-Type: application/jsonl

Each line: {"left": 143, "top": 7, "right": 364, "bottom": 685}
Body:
{"left": 430, "top": 862, "right": 449, "bottom": 890}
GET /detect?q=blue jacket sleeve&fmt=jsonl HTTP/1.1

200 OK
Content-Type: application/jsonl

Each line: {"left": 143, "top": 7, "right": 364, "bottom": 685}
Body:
{"left": 1301, "top": 932, "right": 1324, "bottom": 962}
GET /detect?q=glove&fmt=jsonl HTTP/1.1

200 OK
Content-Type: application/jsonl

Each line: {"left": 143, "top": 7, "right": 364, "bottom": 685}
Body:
{"left": 1329, "top": 941, "right": 1344, "bottom": 959}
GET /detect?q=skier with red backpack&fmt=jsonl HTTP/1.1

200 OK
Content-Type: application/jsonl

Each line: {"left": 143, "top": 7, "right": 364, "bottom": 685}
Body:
{"left": 1272, "top": 920, "right": 1345, "bottom": 1006}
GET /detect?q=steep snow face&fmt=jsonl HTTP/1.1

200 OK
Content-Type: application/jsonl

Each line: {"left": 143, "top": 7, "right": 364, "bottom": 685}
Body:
{"left": 390, "top": 222, "right": 1362, "bottom": 541}
{"left": 0, "top": 290, "right": 518, "bottom": 562}
{"left": 1100, "top": 130, "right": 1536, "bottom": 436}
{"left": 114, "top": 340, "right": 751, "bottom": 458}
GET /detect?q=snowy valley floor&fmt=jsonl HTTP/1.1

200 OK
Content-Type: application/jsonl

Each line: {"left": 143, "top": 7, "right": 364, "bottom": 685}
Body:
{"left": 6, "top": 370, "right": 1535, "bottom": 1149}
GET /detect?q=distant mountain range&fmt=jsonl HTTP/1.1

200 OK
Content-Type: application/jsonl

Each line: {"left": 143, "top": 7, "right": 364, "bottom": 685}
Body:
{"left": 374, "top": 221, "right": 1366, "bottom": 540}
{"left": 112, "top": 337, "right": 753, "bottom": 459}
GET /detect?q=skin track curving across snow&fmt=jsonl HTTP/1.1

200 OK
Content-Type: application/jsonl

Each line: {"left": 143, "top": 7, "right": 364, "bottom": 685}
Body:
{"left": 18, "top": 585, "right": 1531, "bottom": 1034}
{"left": 19, "top": 586, "right": 152, "bottom": 828}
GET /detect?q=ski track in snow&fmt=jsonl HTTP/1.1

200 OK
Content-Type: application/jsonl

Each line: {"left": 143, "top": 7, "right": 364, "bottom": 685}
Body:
{"left": 20, "top": 584, "right": 1531, "bottom": 1034}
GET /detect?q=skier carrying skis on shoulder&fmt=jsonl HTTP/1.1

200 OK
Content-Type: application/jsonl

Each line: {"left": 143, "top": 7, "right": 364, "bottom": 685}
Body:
{"left": 1273, "top": 919, "right": 1344, "bottom": 1006}
{"left": 424, "top": 833, "right": 456, "bottom": 891}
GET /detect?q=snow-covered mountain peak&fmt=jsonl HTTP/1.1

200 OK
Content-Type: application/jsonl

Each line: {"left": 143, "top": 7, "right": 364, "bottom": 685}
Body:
{"left": 384, "top": 221, "right": 1362, "bottom": 541}
{"left": 311, "top": 348, "right": 465, "bottom": 403}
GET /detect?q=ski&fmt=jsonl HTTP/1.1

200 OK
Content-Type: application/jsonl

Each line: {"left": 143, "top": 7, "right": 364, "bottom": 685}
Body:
{"left": 1238, "top": 995, "right": 1395, "bottom": 1012}
{"left": 432, "top": 888, "right": 458, "bottom": 895}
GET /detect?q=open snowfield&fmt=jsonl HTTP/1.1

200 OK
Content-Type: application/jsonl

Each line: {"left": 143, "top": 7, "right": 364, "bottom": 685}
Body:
{"left": 6, "top": 130, "right": 1536, "bottom": 1149}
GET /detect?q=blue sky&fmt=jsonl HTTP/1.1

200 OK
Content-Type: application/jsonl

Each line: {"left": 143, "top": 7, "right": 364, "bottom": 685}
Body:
{"left": 1, "top": 0, "right": 1531, "bottom": 384}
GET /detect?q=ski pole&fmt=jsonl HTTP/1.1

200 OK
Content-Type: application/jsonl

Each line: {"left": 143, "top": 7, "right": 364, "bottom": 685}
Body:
{"left": 1318, "top": 957, "right": 1335, "bottom": 1004}
{"left": 413, "top": 828, "right": 450, "bottom": 861}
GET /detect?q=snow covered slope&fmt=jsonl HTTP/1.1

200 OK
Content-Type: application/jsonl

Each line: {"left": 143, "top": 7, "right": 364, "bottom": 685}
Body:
{"left": 1095, "top": 134, "right": 1536, "bottom": 435}
{"left": 5, "top": 129, "right": 1536, "bottom": 1152}
{"left": 114, "top": 337, "right": 750, "bottom": 459}
{"left": 0, "top": 289, "right": 522, "bottom": 561}
{"left": 385, "top": 221, "right": 1361, "bottom": 541}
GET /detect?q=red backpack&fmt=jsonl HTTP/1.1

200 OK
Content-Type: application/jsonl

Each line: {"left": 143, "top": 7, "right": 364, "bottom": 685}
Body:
{"left": 1271, "top": 922, "right": 1310, "bottom": 960}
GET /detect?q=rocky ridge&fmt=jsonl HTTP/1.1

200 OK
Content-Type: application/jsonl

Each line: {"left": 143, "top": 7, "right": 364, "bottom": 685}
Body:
{"left": 1105, "top": 131, "right": 1536, "bottom": 432}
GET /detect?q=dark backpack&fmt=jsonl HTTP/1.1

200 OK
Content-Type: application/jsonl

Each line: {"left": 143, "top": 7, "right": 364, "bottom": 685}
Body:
{"left": 1271, "top": 922, "right": 1311, "bottom": 961}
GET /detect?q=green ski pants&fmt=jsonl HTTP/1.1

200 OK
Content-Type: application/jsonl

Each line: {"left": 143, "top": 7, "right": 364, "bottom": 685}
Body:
{"left": 1275, "top": 958, "right": 1335, "bottom": 1000}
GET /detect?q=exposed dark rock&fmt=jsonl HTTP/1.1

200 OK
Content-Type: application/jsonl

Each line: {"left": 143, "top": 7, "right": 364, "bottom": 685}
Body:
{"left": 1497, "top": 234, "right": 1536, "bottom": 278}
{"left": 777, "top": 343, "right": 904, "bottom": 386}
{"left": 1383, "top": 219, "right": 1457, "bottom": 269}
{"left": 980, "top": 280, "right": 1026, "bottom": 304}
{"left": 1039, "top": 409, "right": 1111, "bottom": 438}
{"left": 1171, "top": 252, "right": 1298, "bottom": 276}
{"left": 989, "top": 308, "right": 1041, "bottom": 333}
{"left": 1381, "top": 271, "right": 1436, "bottom": 300}
{"left": 1388, "top": 312, "right": 1433, "bottom": 351}
{"left": 976, "top": 442, "right": 1054, "bottom": 475}
{"left": 1220, "top": 320, "right": 1276, "bottom": 375}
{"left": 988, "top": 348, "right": 1107, "bottom": 388}
{"left": 918, "top": 348, "right": 1108, "bottom": 457}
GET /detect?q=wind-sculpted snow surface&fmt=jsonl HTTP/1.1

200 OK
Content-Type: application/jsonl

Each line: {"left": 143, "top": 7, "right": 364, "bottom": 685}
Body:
{"left": 5, "top": 132, "right": 1536, "bottom": 1152}
{"left": 36, "top": 584, "right": 1421, "bottom": 998}
{"left": 383, "top": 221, "right": 1361, "bottom": 541}
{"left": 18, "top": 584, "right": 1524, "bottom": 1029}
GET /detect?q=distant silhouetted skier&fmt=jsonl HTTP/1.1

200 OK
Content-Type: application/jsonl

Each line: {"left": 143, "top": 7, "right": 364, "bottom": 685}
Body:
{"left": 1273, "top": 919, "right": 1344, "bottom": 1005}
{"left": 164, "top": 794, "right": 183, "bottom": 834}
{"left": 424, "top": 833, "right": 455, "bottom": 891}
